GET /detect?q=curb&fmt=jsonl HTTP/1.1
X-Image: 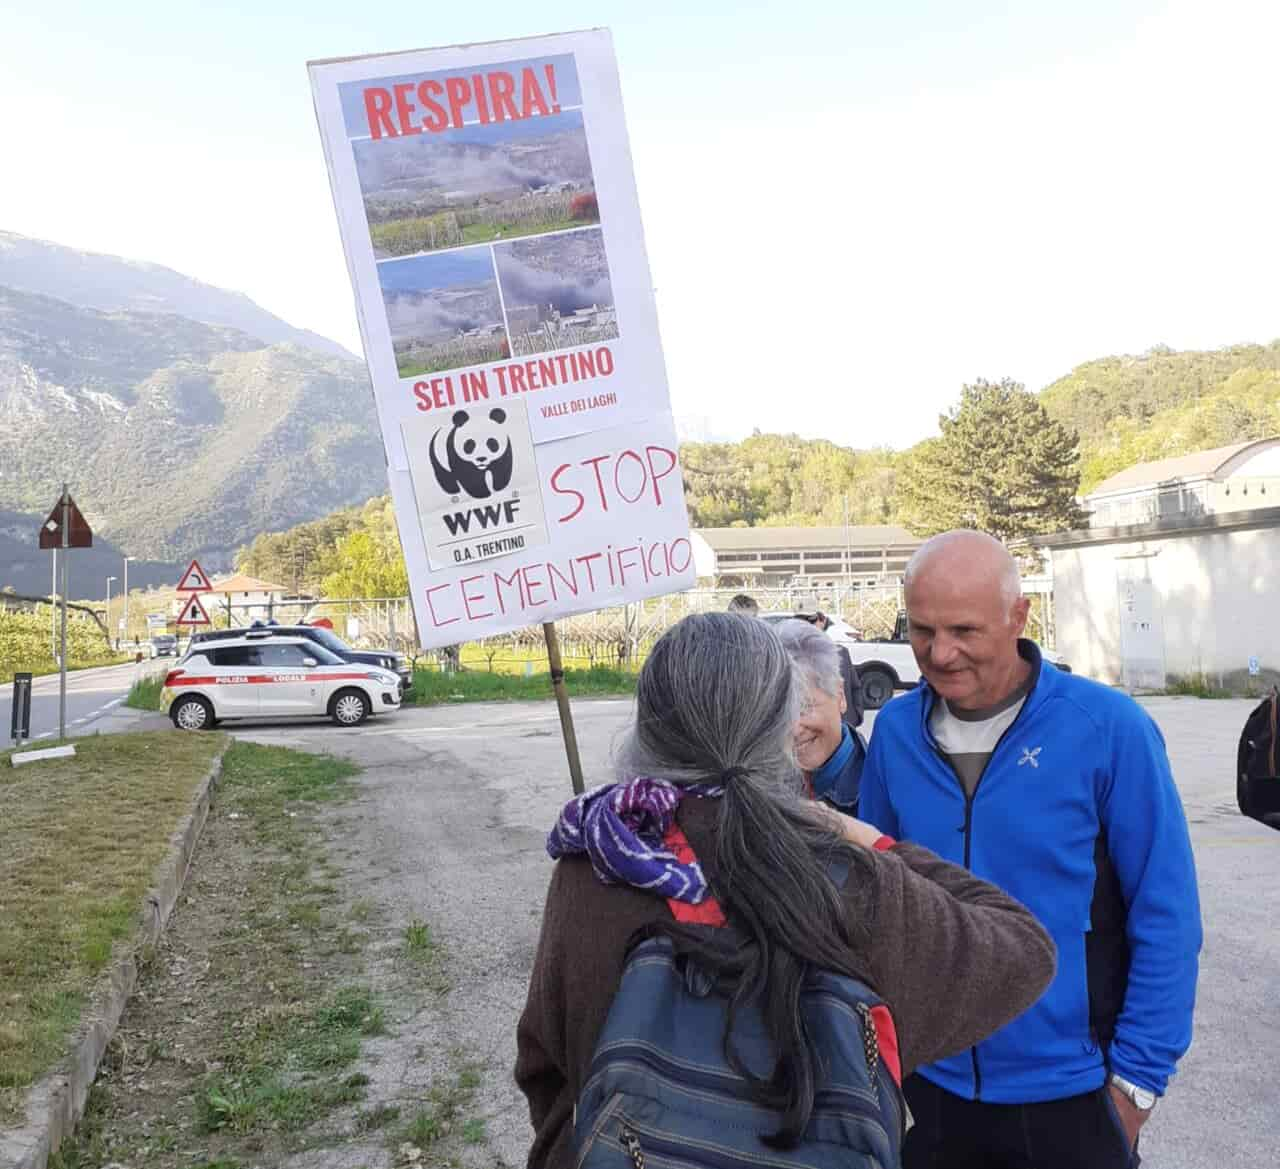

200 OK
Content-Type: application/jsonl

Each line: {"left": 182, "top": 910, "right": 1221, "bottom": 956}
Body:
{"left": 0, "top": 741, "right": 231, "bottom": 1169}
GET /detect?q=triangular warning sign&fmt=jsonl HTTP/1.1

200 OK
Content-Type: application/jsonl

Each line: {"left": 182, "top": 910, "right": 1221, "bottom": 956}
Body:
{"left": 38, "top": 491, "right": 93, "bottom": 550}
{"left": 176, "top": 559, "right": 212, "bottom": 592}
{"left": 176, "top": 594, "right": 211, "bottom": 626}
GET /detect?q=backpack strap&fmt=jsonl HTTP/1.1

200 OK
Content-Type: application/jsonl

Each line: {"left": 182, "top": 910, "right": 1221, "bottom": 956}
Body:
{"left": 661, "top": 821, "right": 727, "bottom": 926}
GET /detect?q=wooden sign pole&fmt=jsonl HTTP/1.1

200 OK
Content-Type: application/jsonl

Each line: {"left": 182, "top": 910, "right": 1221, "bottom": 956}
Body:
{"left": 542, "top": 621, "right": 585, "bottom": 794}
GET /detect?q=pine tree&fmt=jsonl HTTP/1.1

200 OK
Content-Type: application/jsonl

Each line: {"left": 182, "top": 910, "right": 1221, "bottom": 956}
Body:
{"left": 897, "top": 379, "right": 1088, "bottom": 540}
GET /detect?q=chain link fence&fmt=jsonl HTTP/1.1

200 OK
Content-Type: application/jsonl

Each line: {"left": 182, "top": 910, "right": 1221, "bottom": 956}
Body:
{"left": 176, "top": 580, "right": 1056, "bottom": 676}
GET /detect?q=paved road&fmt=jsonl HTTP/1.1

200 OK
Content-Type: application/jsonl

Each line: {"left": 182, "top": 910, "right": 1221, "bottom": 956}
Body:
{"left": 229, "top": 693, "right": 1279, "bottom": 1169}
{"left": 0, "top": 660, "right": 165, "bottom": 743}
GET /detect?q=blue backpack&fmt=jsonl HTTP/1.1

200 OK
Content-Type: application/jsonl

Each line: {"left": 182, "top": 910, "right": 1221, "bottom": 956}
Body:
{"left": 573, "top": 837, "right": 905, "bottom": 1168}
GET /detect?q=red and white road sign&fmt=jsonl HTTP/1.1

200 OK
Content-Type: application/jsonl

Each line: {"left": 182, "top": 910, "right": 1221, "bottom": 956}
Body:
{"left": 176, "top": 593, "right": 211, "bottom": 627}
{"left": 176, "top": 559, "right": 212, "bottom": 592}
{"left": 38, "top": 491, "right": 93, "bottom": 550}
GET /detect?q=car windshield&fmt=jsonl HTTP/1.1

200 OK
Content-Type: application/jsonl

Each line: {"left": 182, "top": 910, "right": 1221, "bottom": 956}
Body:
{"left": 307, "top": 628, "right": 352, "bottom": 655}
{"left": 288, "top": 641, "right": 347, "bottom": 666}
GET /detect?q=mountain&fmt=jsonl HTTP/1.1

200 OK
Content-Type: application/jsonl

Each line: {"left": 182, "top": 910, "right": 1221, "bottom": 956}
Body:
{"left": 0, "top": 507, "right": 175, "bottom": 598}
{"left": 0, "top": 231, "right": 355, "bottom": 360}
{"left": 0, "top": 283, "right": 388, "bottom": 594}
{"left": 1039, "top": 341, "right": 1280, "bottom": 492}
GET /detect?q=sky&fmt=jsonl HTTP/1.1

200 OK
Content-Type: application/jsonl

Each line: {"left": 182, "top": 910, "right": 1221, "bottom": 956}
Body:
{"left": 2, "top": 0, "right": 1278, "bottom": 450}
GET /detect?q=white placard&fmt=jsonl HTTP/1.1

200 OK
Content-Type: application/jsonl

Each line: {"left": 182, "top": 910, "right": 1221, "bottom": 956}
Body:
{"left": 309, "top": 29, "right": 694, "bottom": 647}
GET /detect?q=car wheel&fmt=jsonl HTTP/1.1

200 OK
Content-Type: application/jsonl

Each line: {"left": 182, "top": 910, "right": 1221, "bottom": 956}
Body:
{"left": 171, "top": 695, "right": 213, "bottom": 731}
{"left": 330, "top": 688, "right": 370, "bottom": 727}
{"left": 859, "top": 667, "right": 897, "bottom": 711}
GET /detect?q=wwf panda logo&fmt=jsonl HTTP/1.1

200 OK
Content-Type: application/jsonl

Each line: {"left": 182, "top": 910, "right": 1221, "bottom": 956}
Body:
{"left": 429, "top": 408, "right": 515, "bottom": 500}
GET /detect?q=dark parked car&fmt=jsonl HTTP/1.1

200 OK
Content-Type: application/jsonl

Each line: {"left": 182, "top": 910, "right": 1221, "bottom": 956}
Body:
{"left": 189, "top": 623, "right": 412, "bottom": 693}
{"left": 149, "top": 633, "right": 178, "bottom": 658}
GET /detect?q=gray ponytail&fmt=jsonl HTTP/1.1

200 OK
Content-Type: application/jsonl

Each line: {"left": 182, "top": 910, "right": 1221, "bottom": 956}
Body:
{"left": 618, "top": 613, "right": 875, "bottom": 1147}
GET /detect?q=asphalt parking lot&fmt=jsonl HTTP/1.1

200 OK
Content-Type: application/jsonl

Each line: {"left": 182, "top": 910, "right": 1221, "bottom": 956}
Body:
{"left": 235, "top": 692, "right": 1280, "bottom": 1169}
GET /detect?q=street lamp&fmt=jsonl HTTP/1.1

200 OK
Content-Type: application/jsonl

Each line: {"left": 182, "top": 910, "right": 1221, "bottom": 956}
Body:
{"left": 106, "top": 576, "right": 117, "bottom": 649}
{"left": 123, "top": 557, "right": 135, "bottom": 648}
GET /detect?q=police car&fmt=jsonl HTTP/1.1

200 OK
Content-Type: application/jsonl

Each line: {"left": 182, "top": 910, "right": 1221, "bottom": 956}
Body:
{"left": 161, "top": 630, "right": 402, "bottom": 730}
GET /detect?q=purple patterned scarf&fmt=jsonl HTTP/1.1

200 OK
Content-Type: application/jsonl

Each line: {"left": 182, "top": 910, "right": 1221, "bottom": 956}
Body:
{"left": 547, "top": 777, "right": 723, "bottom": 904}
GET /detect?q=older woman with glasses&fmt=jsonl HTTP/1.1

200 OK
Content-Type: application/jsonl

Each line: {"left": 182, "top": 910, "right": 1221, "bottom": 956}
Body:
{"left": 778, "top": 618, "right": 867, "bottom": 814}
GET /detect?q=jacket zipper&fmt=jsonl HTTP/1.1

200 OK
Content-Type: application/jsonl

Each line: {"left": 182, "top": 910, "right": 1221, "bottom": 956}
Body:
{"left": 922, "top": 669, "right": 1037, "bottom": 1103}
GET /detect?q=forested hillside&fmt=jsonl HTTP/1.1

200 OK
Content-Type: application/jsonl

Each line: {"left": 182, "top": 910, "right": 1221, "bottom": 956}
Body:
{"left": 1039, "top": 342, "right": 1280, "bottom": 491}
{"left": 239, "top": 338, "right": 1280, "bottom": 592}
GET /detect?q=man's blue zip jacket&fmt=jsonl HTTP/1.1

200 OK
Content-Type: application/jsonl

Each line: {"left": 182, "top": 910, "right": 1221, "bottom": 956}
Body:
{"left": 809, "top": 722, "right": 866, "bottom": 814}
{"left": 860, "top": 642, "right": 1201, "bottom": 1104}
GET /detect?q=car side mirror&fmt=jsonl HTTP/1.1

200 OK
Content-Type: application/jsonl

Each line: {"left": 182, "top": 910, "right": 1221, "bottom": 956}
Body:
{"left": 303, "top": 657, "right": 318, "bottom": 667}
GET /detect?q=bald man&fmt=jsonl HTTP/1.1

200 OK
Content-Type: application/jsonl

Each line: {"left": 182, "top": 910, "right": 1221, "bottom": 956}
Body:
{"left": 860, "top": 530, "right": 1201, "bottom": 1169}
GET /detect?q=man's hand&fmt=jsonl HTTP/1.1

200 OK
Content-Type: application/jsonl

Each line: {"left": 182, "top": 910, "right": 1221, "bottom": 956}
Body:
{"left": 818, "top": 806, "right": 885, "bottom": 849}
{"left": 1108, "top": 1083, "right": 1152, "bottom": 1150}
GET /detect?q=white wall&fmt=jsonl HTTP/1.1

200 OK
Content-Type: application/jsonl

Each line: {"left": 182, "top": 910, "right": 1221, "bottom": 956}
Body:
{"left": 689, "top": 531, "right": 718, "bottom": 577}
{"left": 1051, "top": 525, "right": 1280, "bottom": 686}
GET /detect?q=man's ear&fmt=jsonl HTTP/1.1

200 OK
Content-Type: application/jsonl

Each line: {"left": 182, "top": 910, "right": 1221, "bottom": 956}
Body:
{"left": 838, "top": 688, "right": 848, "bottom": 716}
{"left": 1011, "top": 595, "right": 1031, "bottom": 637}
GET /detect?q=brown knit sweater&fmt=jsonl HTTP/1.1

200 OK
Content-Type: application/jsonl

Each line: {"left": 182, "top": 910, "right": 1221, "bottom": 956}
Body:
{"left": 514, "top": 798, "right": 1057, "bottom": 1169}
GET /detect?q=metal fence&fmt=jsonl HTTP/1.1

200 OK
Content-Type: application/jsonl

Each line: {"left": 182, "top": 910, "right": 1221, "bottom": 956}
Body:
{"left": 174, "top": 579, "right": 1057, "bottom": 675}
{"left": 412, "top": 580, "right": 1057, "bottom": 674}
{"left": 182, "top": 596, "right": 416, "bottom": 650}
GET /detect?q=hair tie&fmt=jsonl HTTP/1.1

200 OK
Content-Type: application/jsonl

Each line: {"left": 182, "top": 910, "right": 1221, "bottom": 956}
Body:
{"left": 720, "top": 766, "right": 748, "bottom": 783}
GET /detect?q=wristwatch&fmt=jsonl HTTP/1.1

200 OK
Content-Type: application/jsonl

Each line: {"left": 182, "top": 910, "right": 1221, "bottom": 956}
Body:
{"left": 1110, "top": 1073, "right": 1157, "bottom": 1111}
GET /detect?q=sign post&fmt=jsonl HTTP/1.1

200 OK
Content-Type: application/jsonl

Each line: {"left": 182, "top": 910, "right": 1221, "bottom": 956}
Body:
{"left": 543, "top": 623, "right": 585, "bottom": 793}
{"left": 310, "top": 31, "right": 695, "bottom": 790}
{"left": 60, "top": 492, "right": 68, "bottom": 737}
{"left": 10, "top": 672, "right": 32, "bottom": 746}
{"left": 38, "top": 486, "right": 93, "bottom": 740}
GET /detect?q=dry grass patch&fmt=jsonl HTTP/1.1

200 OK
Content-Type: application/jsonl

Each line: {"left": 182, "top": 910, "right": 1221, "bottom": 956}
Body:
{"left": 0, "top": 731, "right": 225, "bottom": 1120}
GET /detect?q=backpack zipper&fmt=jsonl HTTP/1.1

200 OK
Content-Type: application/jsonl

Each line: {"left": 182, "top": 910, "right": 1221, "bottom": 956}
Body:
{"left": 855, "top": 1000, "right": 881, "bottom": 1104}
{"left": 620, "top": 1125, "right": 645, "bottom": 1169}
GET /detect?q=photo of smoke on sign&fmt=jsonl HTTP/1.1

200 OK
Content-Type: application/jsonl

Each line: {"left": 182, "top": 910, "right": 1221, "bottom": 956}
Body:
{"left": 353, "top": 106, "right": 599, "bottom": 260}
{"left": 400, "top": 397, "right": 549, "bottom": 572}
{"left": 495, "top": 228, "right": 619, "bottom": 357}
{"left": 378, "top": 247, "right": 509, "bottom": 377}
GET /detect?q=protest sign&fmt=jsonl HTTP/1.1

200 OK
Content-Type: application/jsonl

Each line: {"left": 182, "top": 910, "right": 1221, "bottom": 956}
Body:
{"left": 309, "top": 29, "right": 694, "bottom": 649}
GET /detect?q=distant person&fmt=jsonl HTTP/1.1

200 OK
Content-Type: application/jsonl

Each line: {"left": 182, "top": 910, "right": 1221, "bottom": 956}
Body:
{"left": 800, "top": 609, "right": 864, "bottom": 727}
{"left": 859, "top": 530, "right": 1202, "bottom": 1169}
{"left": 777, "top": 619, "right": 866, "bottom": 813}
{"left": 726, "top": 593, "right": 758, "bottom": 616}
{"left": 516, "top": 612, "right": 1056, "bottom": 1168}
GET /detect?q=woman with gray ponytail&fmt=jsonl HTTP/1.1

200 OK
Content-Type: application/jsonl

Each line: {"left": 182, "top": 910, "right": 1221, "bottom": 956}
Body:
{"left": 516, "top": 613, "right": 1055, "bottom": 1169}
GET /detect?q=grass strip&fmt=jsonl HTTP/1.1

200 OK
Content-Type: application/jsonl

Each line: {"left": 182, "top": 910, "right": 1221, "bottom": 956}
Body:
{"left": 48, "top": 741, "right": 385, "bottom": 1166}
{"left": 125, "top": 673, "right": 166, "bottom": 711}
{"left": 0, "top": 731, "right": 226, "bottom": 1121}
{"left": 405, "top": 663, "right": 636, "bottom": 706}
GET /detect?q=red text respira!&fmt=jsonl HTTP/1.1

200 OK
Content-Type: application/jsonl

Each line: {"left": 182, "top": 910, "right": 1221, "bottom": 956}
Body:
{"left": 364, "top": 65, "right": 561, "bottom": 138}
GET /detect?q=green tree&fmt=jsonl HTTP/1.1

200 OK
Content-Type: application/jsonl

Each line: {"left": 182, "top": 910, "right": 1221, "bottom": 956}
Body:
{"left": 320, "top": 527, "right": 409, "bottom": 598}
{"left": 897, "top": 379, "right": 1087, "bottom": 540}
{"left": 679, "top": 435, "right": 903, "bottom": 528}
